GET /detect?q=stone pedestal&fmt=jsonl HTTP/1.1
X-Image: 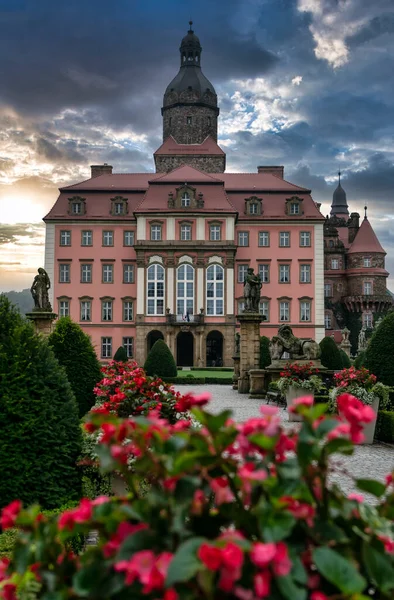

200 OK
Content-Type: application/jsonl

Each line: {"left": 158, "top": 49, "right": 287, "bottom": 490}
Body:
{"left": 340, "top": 340, "right": 352, "bottom": 357}
{"left": 26, "top": 311, "right": 57, "bottom": 337}
{"left": 265, "top": 359, "right": 326, "bottom": 384}
{"left": 236, "top": 312, "right": 262, "bottom": 394}
{"left": 232, "top": 355, "right": 240, "bottom": 389}
{"left": 249, "top": 369, "right": 266, "bottom": 398}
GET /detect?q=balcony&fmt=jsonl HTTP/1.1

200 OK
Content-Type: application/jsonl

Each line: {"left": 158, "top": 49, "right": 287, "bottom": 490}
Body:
{"left": 166, "top": 313, "right": 204, "bottom": 326}
{"left": 342, "top": 294, "right": 393, "bottom": 312}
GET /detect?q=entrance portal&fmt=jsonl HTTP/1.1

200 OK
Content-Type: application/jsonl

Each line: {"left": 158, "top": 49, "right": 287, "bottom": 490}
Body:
{"left": 147, "top": 330, "right": 164, "bottom": 353}
{"left": 177, "top": 331, "right": 194, "bottom": 367}
{"left": 206, "top": 330, "right": 223, "bottom": 366}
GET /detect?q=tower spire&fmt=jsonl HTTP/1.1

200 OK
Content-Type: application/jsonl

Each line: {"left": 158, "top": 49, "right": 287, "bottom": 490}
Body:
{"left": 330, "top": 170, "right": 349, "bottom": 217}
{"left": 188, "top": 20, "right": 193, "bottom": 32}
{"left": 364, "top": 205, "right": 368, "bottom": 219}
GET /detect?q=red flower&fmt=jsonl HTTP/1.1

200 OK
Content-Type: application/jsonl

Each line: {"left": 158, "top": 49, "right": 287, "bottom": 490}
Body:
{"left": 198, "top": 543, "right": 222, "bottom": 571}
{"left": 0, "top": 500, "right": 22, "bottom": 530}
{"left": 288, "top": 395, "right": 314, "bottom": 412}
{"left": 103, "top": 522, "right": 148, "bottom": 558}
{"left": 1, "top": 583, "right": 17, "bottom": 600}
{"left": 210, "top": 477, "right": 234, "bottom": 505}
{"left": 280, "top": 496, "right": 315, "bottom": 526}
{"left": 254, "top": 571, "right": 271, "bottom": 598}
{"left": 250, "top": 542, "right": 276, "bottom": 568}
{"left": 58, "top": 499, "right": 92, "bottom": 530}
{"left": 272, "top": 542, "right": 292, "bottom": 576}
{"left": 310, "top": 593, "right": 329, "bottom": 600}
{"left": 221, "top": 542, "right": 244, "bottom": 569}
{"left": 0, "top": 558, "right": 9, "bottom": 582}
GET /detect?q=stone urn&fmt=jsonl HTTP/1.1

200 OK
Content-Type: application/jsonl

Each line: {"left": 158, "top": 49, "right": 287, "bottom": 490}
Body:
{"left": 360, "top": 397, "right": 380, "bottom": 445}
{"left": 286, "top": 385, "right": 314, "bottom": 422}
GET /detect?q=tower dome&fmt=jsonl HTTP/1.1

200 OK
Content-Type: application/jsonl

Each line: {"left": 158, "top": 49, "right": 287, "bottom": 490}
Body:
{"left": 330, "top": 171, "right": 349, "bottom": 217}
{"left": 162, "top": 22, "right": 219, "bottom": 144}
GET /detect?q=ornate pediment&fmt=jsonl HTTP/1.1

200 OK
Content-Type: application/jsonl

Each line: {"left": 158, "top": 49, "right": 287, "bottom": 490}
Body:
{"left": 244, "top": 196, "right": 262, "bottom": 216}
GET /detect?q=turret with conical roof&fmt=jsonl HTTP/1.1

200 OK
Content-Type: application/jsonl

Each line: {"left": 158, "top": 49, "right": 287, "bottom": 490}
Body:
{"left": 162, "top": 22, "right": 219, "bottom": 144}
{"left": 330, "top": 171, "right": 349, "bottom": 218}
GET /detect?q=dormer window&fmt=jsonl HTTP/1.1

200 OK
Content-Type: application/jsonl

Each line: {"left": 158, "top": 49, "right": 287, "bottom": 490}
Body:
{"left": 244, "top": 196, "right": 262, "bottom": 216}
{"left": 110, "top": 196, "right": 128, "bottom": 216}
{"left": 285, "top": 196, "right": 304, "bottom": 216}
{"left": 115, "top": 203, "right": 123, "bottom": 215}
{"left": 68, "top": 196, "right": 86, "bottom": 216}
{"left": 181, "top": 192, "right": 191, "bottom": 207}
{"left": 250, "top": 203, "right": 258, "bottom": 215}
{"left": 290, "top": 202, "right": 300, "bottom": 215}
{"left": 72, "top": 202, "right": 82, "bottom": 214}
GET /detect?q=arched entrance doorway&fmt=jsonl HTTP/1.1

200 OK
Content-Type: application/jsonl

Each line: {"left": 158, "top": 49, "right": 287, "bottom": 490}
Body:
{"left": 147, "top": 330, "right": 164, "bottom": 353}
{"left": 206, "top": 331, "right": 223, "bottom": 366}
{"left": 177, "top": 331, "right": 194, "bottom": 367}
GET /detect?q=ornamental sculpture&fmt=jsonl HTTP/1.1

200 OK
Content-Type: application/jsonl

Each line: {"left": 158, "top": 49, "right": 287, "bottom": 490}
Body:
{"left": 269, "top": 324, "right": 321, "bottom": 361}
{"left": 243, "top": 267, "right": 262, "bottom": 313}
{"left": 30, "top": 268, "right": 52, "bottom": 312}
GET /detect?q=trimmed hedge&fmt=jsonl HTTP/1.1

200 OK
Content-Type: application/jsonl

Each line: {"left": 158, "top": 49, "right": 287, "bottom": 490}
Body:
{"left": 339, "top": 349, "right": 351, "bottom": 368}
{"left": 375, "top": 411, "right": 394, "bottom": 444}
{"left": 354, "top": 350, "right": 366, "bottom": 369}
{"left": 0, "top": 296, "right": 82, "bottom": 509}
{"left": 113, "top": 345, "right": 128, "bottom": 362}
{"left": 259, "top": 336, "right": 271, "bottom": 369}
{"left": 144, "top": 339, "right": 177, "bottom": 378}
{"left": 164, "top": 376, "right": 232, "bottom": 385}
{"left": 48, "top": 317, "right": 102, "bottom": 417}
{"left": 189, "top": 367, "right": 233, "bottom": 372}
{"left": 319, "top": 337, "right": 343, "bottom": 370}
{"left": 365, "top": 312, "right": 394, "bottom": 387}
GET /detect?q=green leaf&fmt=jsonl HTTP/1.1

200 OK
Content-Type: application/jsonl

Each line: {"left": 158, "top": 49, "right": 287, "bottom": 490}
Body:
{"left": 260, "top": 513, "right": 296, "bottom": 542}
{"left": 172, "top": 452, "right": 212, "bottom": 475}
{"left": 291, "top": 556, "right": 308, "bottom": 586}
{"left": 277, "top": 458, "right": 301, "bottom": 480}
{"left": 73, "top": 563, "right": 104, "bottom": 597}
{"left": 205, "top": 410, "right": 233, "bottom": 433}
{"left": 117, "top": 529, "right": 156, "bottom": 560}
{"left": 309, "top": 403, "right": 328, "bottom": 421}
{"left": 275, "top": 574, "right": 307, "bottom": 600}
{"left": 362, "top": 542, "right": 394, "bottom": 593}
{"left": 313, "top": 547, "right": 366, "bottom": 594}
{"left": 324, "top": 437, "right": 354, "bottom": 456}
{"left": 249, "top": 433, "right": 277, "bottom": 450}
{"left": 356, "top": 479, "right": 387, "bottom": 498}
{"left": 316, "top": 417, "right": 341, "bottom": 437}
{"left": 166, "top": 537, "right": 206, "bottom": 586}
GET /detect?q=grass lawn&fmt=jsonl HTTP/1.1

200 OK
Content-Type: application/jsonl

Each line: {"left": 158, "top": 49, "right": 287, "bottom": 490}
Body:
{"left": 176, "top": 370, "right": 233, "bottom": 379}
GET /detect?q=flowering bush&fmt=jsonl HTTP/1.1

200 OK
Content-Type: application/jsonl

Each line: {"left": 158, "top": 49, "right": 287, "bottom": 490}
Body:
{"left": 277, "top": 362, "right": 322, "bottom": 395}
{"left": 2, "top": 393, "right": 394, "bottom": 599}
{"left": 330, "top": 366, "right": 390, "bottom": 407}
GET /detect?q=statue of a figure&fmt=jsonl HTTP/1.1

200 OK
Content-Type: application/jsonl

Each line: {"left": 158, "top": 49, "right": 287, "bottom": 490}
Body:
{"left": 358, "top": 326, "right": 367, "bottom": 351}
{"left": 341, "top": 327, "right": 350, "bottom": 343}
{"left": 31, "top": 268, "right": 52, "bottom": 312}
{"left": 243, "top": 267, "right": 262, "bottom": 312}
{"left": 235, "top": 332, "right": 240, "bottom": 355}
{"left": 269, "top": 324, "right": 321, "bottom": 361}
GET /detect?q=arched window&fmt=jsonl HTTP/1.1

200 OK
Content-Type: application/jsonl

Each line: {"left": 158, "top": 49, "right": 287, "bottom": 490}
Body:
{"left": 177, "top": 264, "right": 194, "bottom": 318}
{"left": 181, "top": 192, "right": 191, "bottom": 207}
{"left": 147, "top": 264, "right": 165, "bottom": 315}
{"left": 206, "top": 264, "right": 224, "bottom": 316}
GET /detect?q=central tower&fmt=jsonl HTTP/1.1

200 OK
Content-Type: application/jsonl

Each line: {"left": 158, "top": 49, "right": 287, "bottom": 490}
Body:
{"left": 161, "top": 22, "right": 220, "bottom": 144}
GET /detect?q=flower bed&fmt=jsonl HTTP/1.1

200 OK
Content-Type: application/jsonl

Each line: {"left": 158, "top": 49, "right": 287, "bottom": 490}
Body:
{"left": 330, "top": 366, "right": 390, "bottom": 407}
{"left": 1, "top": 392, "right": 394, "bottom": 599}
{"left": 277, "top": 362, "right": 322, "bottom": 395}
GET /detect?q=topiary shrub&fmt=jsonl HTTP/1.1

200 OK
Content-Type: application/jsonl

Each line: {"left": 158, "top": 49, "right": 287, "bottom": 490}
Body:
{"left": 259, "top": 336, "right": 271, "bottom": 368}
{"left": 113, "top": 345, "right": 128, "bottom": 362}
{"left": 319, "top": 336, "right": 342, "bottom": 370}
{"left": 365, "top": 312, "right": 394, "bottom": 387}
{"left": 354, "top": 350, "right": 366, "bottom": 369}
{"left": 375, "top": 410, "right": 394, "bottom": 443}
{"left": 0, "top": 296, "right": 82, "bottom": 510}
{"left": 144, "top": 339, "right": 177, "bottom": 378}
{"left": 339, "top": 348, "right": 351, "bottom": 368}
{"left": 48, "top": 317, "right": 102, "bottom": 417}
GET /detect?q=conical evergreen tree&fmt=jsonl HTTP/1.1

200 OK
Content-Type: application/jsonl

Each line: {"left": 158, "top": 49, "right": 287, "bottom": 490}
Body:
{"left": 48, "top": 317, "right": 102, "bottom": 417}
{"left": 0, "top": 296, "right": 82, "bottom": 509}
{"left": 144, "top": 339, "right": 177, "bottom": 378}
{"left": 319, "top": 336, "right": 342, "bottom": 370}
{"left": 339, "top": 349, "right": 351, "bottom": 368}
{"left": 365, "top": 312, "right": 394, "bottom": 386}
{"left": 113, "top": 345, "right": 128, "bottom": 362}
{"left": 259, "top": 336, "right": 271, "bottom": 368}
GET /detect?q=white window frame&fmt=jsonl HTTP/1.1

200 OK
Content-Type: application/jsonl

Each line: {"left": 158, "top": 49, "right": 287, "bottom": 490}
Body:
{"left": 238, "top": 300, "right": 245, "bottom": 313}
{"left": 206, "top": 264, "right": 224, "bottom": 316}
{"left": 151, "top": 225, "right": 162, "bottom": 241}
{"left": 80, "top": 300, "right": 91, "bottom": 322}
{"left": 60, "top": 230, "right": 71, "bottom": 246}
{"left": 180, "top": 224, "right": 192, "bottom": 241}
{"left": 300, "top": 264, "right": 311, "bottom": 283}
{"left": 238, "top": 232, "right": 249, "bottom": 247}
{"left": 102, "top": 264, "right": 113, "bottom": 283}
{"left": 324, "top": 283, "right": 332, "bottom": 297}
{"left": 81, "top": 263, "right": 92, "bottom": 283}
{"left": 290, "top": 202, "right": 300, "bottom": 215}
{"left": 81, "top": 230, "right": 93, "bottom": 246}
{"left": 300, "top": 231, "right": 311, "bottom": 247}
{"left": 124, "top": 230, "right": 135, "bottom": 246}
{"left": 123, "top": 264, "right": 134, "bottom": 284}
{"left": 176, "top": 264, "right": 194, "bottom": 317}
{"left": 279, "top": 264, "right": 290, "bottom": 283}
{"left": 59, "top": 300, "right": 69, "bottom": 317}
{"left": 258, "top": 264, "right": 270, "bottom": 283}
{"left": 181, "top": 192, "right": 191, "bottom": 207}
{"left": 101, "top": 337, "right": 112, "bottom": 359}
{"left": 363, "top": 281, "right": 372, "bottom": 295}
{"left": 210, "top": 225, "right": 221, "bottom": 241}
{"left": 122, "top": 337, "right": 134, "bottom": 358}
{"left": 324, "top": 313, "right": 332, "bottom": 329}
{"left": 238, "top": 264, "right": 249, "bottom": 284}
{"left": 363, "top": 313, "right": 373, "bottom": 328}
{"left": 364, "top": 257, "right": 371, "bottom": 267}
{"left": 59, "top": 264, "right": 70, "bottom": 283}
{"left": 300, "top": 301, "right": 311, "bottom": 322}
{"left": 259, "top": 300, "right": 269, "bottom": 321}
{"left": 279, "top": 232, "right": 290, "bottom": 247}
{"left": 147, "top": 264, "right": 165, "bottom": 315}
{"left": 71, "top": 202, "right": 82, "bottom": 215}
{"left": 123, "top": 300, "right": 133, "bottom": 322}
{"left": 102, "top": 300, "right": 113, "bottom": 321}
{"left": 249, "top": 203, "right": 258, "bottom": 215}
{"left": 114, "top": 202, "right": 124, "bottom": 215}
{"left": 331, "top": 259, "right": 339, "bottom": 270}
{"left": 259, "top": 231, "right": 270, "bottom": 247}
{"left": 279, "top": 301, "right": 290, "bottom": 322}
{"left": 102, "top": 230, "right": 114, "bottom": 246}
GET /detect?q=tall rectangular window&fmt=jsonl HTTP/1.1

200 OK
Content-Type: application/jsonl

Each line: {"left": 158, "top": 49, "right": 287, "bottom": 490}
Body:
{"left": 180, "top": 224, "right": 192, "bottom": 241}
{"left": 331, "top": 258, "right": 339, "bottom": 269}
{"left": 258, "top": 264, "right": 270, "bottom": 283}
{"left": 114, "top": 202, "right": 124, "bottom": 215}
{"left": 59, "top": 264, "right": 70, "bottom": 283}
{"left": 300, "top": 301, "right": 311, "bottom": 322}
{"left": 123, "top": 301, "right": 133, "bottom": 322}
{"left": 300, "top": 231, "right": 311, "bottom": 247}
{"left": 364, "top": 257, "right": 371, "bottom": 267}
{"left": 363, "top": 312, "right": 373, "bottom": 328}
{"left": 324, "top": 313, "right": 332, "bottom": 329}
{"left": 290, "top": 202, "right": 300, "bottom": 215}
{"left": 150, "top": 225, "right": 162, "bottom": 241}
{"left": 81, "top": 263, "right": 92, "bottom": 283}
{"left": 300, "top": 264, "right": 311, "bottom": 283}
{"left": 81, "top": 230, "right": 93, "bottom": 246}
{"left": 59, "top": 300, "right": 69, "bottom": 317}
{"left": 102, "top": 300, "right": 113, "bottom": 321}
{"left": 60, "top": 230, "right": 71, "bottom": 246}
{"left": 238, "top": 300, "right": 245, "bottom": 313}
{"left": 101, "top": 337, "right": 112, "bottom": 359}
{"left": 71, "top": 202, "right": 82, "bottom": 214}
{"left": 259, "top": 300, "right": 269, "bottom": 321}
{"left": 279, "top": 264, "right": 290, "bottom": 283}
{"left": 238, "top": 264, "right": 249, "bottom": 283}
{"left": 210, "top": 225, "right": 221, "bottom": 241}
{"left": 123, "top": 230, "right": 134, "bottom": 246}
{"left": 258, "top": 231, "right": 270, "bottom": 247}
{"left": 279, "top": 232, "right": 290, "bottom": 247}
{"left": 123, "top": 264, "right": 134, "bottom": 284}
{"left": 80, "top": 300, "right": 91, "bottom": 322}
{"left": 363, "top": 281, "right": 372, "bottom": 295}
{"left": 147, "top": 264, "right": 165, "bottom": 315}
{"left": 238, "top": 232, "right": 249, "bottom": 247}
{"left": 206, "top": 264, "right": 224, "bottom": 316}
{"left": 279, "top": 301, "right": 290, "bottom": 322}
{"left": 324, "top": 283, "right": 332, "bottom": 297}
{"left": 102, "top": 230, "right": 114, "bottom": 246}
{"left": 123, "top": 337, "right": 134, "bottom": 358}
{"left": 102, "top": 264, "right": 114, "bottom": 283}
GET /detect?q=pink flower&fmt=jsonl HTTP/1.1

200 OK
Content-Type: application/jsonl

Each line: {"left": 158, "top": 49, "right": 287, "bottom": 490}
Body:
{"left": 260, "top": 405, "right": 279, "bottom": 416}
{"left": 273, "top": 542, "right": 292, "bottom": 576}
{"left": 250, "top": 543, "right": 276, "bottom": 568}
{"left": 58, "top": 499, "right": 92, "bottom": 531}
{"left": 210, "top": 477, "right": 234, "bottom": 505}
{"left": 103, "top": 522, "right": 148, "bottom": 558}
{"left": 254, "top": 571, "right": 271, "bottom": 598}
{"left": 238, "top": 463, "right": 267, "bottom": 482}
{"left": 221, "top": 543, "right": 244, "bottom": 570}
{"left": 378, "top": 535, "right": 394, "bottom": 554}
{"left": 288, "top": 396, "right": 314, "bottom": 411}
{"left": 280, "top": 496, "right": 315, "bottom": 526}
{"left": 348, "top": 493, "right": 364, "bottom": 503}
{"left": 0, "top": 558, "right": 10, "bottom": 582}
{"left": 327, "top": 422, "right": 351, "bottom": 440}
{"left": 115, "top": 550, "right": 156, "bottom": 586}
{"left": 198, "top": 543, "right": 222, "bottom": 571}
{"left": 311, "top": 593, "right": 329, "bottom": 600}
{"left": 0, "top": 500, "right": 22, "bottom": 530}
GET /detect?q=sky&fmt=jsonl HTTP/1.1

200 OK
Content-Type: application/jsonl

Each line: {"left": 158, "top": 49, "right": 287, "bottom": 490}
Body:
{"left": 1, "top": 0, "right": 394, "bottom": 291}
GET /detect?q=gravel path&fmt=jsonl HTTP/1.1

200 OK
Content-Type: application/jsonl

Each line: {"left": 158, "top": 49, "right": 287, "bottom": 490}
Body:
{"left": 174, "top": 384, "right": 394, "bottom": 501}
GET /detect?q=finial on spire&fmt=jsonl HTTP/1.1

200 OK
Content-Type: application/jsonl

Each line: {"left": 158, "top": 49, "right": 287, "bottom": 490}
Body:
{"left": 188, "top": 20, "right": 193, "bottom": 32}
{"left": 364, "top": 205, "right": 368, "bottom": 219}
{"left": 338, "top": 170, "right": 341, "bottom": 185}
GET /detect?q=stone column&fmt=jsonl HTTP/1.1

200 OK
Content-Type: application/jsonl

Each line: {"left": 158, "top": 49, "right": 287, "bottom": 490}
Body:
{"left": 26, "top": 311, "right": 57, "bottom": 337}
{"left": 237, "top": 312, "right": 262, "bottom": 394}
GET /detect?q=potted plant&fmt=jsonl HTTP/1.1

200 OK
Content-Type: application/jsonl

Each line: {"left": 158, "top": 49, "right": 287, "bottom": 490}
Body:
{"left": 2, "top": 393, "right": 394, "bottom": 599}
{"left": 329, "top": 366, "right": 389, "bottom": 444}
{"left": 277, "top": 362, "right": 322, "bottom": 421}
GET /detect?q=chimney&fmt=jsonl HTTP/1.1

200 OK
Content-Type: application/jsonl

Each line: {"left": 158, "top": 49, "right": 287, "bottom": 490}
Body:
{"left": 257, "top": 166, "right": 284, "bottom": 178}
{"left": 90, "top": 163, "right": 113, "bottom": 178}
{"left": 348, "top": 212, "right": 360, "bottom": 244}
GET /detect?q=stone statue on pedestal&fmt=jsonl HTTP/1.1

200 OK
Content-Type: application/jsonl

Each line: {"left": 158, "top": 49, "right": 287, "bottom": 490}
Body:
{"left": 31, "top": 268, "right": 52, "bottom": 312}
{"left": 358, "top": 326, "right": 367, "bottom": 352}
{"left": 234, "top": 332, "right": 240, "bottom": 355}
{"left": 243, "top": 268, "right": 262, "bottom": 313}
{"left": 269, "top": 324, "right": 321, "bottom": 360}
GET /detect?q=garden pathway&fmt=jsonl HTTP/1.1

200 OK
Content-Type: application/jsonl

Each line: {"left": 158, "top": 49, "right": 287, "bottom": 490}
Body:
{"left": 174, "top": 384, "right": 394, "bottom": 502}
